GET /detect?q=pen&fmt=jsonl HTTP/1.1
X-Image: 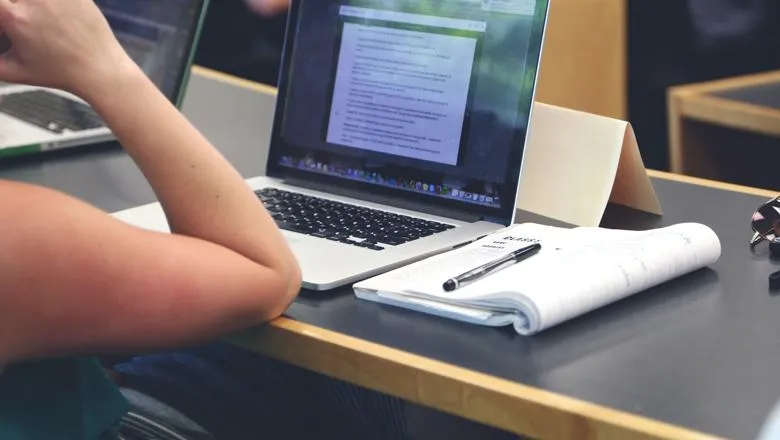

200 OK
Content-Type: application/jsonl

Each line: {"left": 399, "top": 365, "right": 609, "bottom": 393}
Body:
{"left": 442, "top": 243, "right": 542, "bottom": 292}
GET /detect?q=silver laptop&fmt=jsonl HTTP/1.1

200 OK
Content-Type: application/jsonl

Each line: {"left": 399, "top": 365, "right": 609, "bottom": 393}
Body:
{"left": 0, "top": 0, "right": 209, "bottom": 156}
{"left": 114, "top": 0, "right": 550, "bottom": 291}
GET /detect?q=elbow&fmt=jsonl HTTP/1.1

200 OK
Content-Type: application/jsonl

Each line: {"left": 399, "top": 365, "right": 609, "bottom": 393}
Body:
{"left": 261, "top": 259, "right": 302, "bottom": 321}
{"left": 227, "top": 255, "right": 302, "bottom": 329}
{"left": 281, "top": 259, "right": 303, "bottom": 313}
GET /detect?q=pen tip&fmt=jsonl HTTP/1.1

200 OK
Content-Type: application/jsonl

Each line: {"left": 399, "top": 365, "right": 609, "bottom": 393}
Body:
{"left": 443, "top": 279, "right": 457, "bottom": 292}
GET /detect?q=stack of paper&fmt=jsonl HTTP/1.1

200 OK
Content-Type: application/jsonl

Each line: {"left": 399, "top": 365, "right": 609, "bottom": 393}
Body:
{"left": 353, "top": 223, "right": 721, "bottom": 335}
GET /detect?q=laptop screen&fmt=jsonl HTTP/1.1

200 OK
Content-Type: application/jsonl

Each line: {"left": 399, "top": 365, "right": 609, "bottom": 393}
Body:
{"left": 268, "top": 0, "right": 549, "bottom": 224}
{"left": 96, "top": 0, "right": 206, "bottom": 104}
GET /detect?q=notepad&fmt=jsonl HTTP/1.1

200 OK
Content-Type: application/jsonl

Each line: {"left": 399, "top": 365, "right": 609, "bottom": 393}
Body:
{"left": 353, "top": 222, "right": 722, "bottom": 335}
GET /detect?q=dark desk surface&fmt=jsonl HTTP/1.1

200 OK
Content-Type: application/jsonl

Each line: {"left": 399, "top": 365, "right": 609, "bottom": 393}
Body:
{"left": 711, "top": 82, "right": 780, "bottom": 111}
{"left": 4, "top": 67, "right": 780, "bottom": 440}
{"left": 694, "top": 69, "right": 780, "bottom": 111}
{"left": 279, "top": 178, "right": 780, "bottom": 440}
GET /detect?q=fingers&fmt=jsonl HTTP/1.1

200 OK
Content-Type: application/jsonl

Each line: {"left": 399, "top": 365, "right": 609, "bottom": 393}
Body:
{"left": 245, "top": 0, "right": 290, "bottom": 16}
{"left": 0, "top": 0, "right": 16, "bottom": 82}
{"left": 0, "top": 56, "right": 20, "bottom": 83}
{"left": 0, "top": 33, "right": 10, "bottom": 54}
{"left": 0, "top": 0, "right": 14, "bottom": 27}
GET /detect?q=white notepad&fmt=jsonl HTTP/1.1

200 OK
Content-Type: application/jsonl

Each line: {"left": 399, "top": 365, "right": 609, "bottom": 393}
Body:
{"left": 353, "top": 223, "right": 722, "bottom": 335}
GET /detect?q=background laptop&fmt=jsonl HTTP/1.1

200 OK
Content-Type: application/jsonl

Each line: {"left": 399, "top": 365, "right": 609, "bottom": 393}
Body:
{"left": 0, "top": 0, "right": 208, "bottom": 156}
{"left": 114, "top": 0, "right": 550, "bottom": 291}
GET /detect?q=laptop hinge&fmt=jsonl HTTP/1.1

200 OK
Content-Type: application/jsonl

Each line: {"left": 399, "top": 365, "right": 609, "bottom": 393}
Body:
{"left": 283, "top": 177, "right": 483, "bottom": 223}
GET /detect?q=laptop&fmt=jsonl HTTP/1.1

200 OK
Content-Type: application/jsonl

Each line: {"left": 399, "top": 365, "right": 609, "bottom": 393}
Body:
{"left": 0, "top": 0, "right": 208, "bottom": 156}
{"left": 114, "top": 0, "right": 550, "bottom": 291}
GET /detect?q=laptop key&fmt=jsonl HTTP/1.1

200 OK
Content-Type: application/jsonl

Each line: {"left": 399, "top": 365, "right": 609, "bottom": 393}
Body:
{"left": 0, "top": 90, "right": 106, "bottom": 133}
{"left": 381, "top": 238, "right": 405, "bottom": 246}
{"left": 311, "top": 229, "right": 334, "bottom": 238}
{"left": 274, "top": 220, "right": 311, "bottom": 235}
{"left": 256, "top": 188, "right": 454, "bottom": 251}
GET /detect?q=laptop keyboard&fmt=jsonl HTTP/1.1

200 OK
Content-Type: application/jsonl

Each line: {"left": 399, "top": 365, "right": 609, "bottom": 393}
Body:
{"left": 0, "top": 90, "right": 105, "bottom": 134}
{"left": 256, "top": 188, "right": 456, "bottom": 251}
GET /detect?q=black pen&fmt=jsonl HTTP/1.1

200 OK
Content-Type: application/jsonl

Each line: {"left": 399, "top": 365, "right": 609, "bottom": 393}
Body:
{"left": 442, "top": 243, "right": 542, "bottom": 292}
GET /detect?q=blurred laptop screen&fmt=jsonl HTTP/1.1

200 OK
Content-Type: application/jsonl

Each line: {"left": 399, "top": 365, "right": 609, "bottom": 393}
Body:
{"left": 96, "top": 0, "right": 203, "bottom": 100}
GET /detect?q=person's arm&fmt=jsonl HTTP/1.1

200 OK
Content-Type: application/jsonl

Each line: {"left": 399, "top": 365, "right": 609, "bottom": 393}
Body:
{"left": 83, "top": 53, "right": 297, "bottom": 285}
{"left": 0, "top": 0, "right": 300, "bottom": 363}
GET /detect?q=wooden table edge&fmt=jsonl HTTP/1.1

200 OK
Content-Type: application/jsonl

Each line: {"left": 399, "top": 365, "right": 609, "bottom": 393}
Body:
{"left": 669, "top": 92, "right": 780, "bottom": 139}
{"left": 647, "top": 170, "right": 776, "bottom": 199}
{"left": 192, "top": 65, "right": 278, "bottom": 95}
{"left": 229, "top": 318, "right": 723, "bottom": 440}
{"left": 195, "top": 65, "right": 749, "bottom": 440}
{"left": 668, "top": 70, "right": 780, "bottom": 96}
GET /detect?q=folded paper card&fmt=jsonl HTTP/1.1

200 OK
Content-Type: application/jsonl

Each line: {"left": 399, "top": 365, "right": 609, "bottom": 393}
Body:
{"left": 517, "top": 103, "right": 663, "bottom": 227}
{"left": 354, "top": 222, "right": 721, "bottom": 335}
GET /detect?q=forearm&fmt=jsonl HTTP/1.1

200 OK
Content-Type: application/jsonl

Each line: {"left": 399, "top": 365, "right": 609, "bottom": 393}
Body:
{"left": 81, "top": 61, "right": 296, "bottom": 277}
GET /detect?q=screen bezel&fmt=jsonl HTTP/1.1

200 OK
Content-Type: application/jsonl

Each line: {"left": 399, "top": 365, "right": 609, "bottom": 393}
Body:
{"left": 99, "top": 0, "right": 210, "bottom": 106}
{"left": 267, "top": 0, "right": 550, "bottom": 226}
{"left": 163, "top": 0, "right": 210, "bottom": 107}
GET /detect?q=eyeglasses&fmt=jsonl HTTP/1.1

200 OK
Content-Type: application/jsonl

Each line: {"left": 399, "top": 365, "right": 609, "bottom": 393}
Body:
{"left": 751, "top": 196, "right": 780, "bottom": 248}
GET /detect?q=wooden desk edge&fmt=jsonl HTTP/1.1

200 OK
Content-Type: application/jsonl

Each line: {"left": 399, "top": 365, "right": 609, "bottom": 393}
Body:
{"left": 192, "top": 65, "right": 278, "bottom": 96}
{"left": 230, "top": 319, "right": 723, "bottom": 440}
{"left": 647, "top": 170, "right": 776, "bottom": 199}
{"left": 195, "top": 66, "right": 741, "bottom": 440}
{"left": 667, "top": 72, "right": 780, "bottom": 173}
{"left": 669, "top": 92, "right": 780, "bottom": 139}
{"left": 668, "top": 70, "right": 780, "bottom": 96}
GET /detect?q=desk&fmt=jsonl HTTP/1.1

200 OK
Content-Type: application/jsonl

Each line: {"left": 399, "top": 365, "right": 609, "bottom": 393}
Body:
{"left": 668, "top": 71, "right": 780, "bottom": 190}
{"left": 3, "top": 67, "right": 780, "bottom": 440}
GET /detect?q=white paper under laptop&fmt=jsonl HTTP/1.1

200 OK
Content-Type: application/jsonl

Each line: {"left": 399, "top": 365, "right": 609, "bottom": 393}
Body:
{"left": 113, "top": 0, "right": 551, "bottom": 291}
{"left": 0, "top": 0, "right": 208, "bottom": 156}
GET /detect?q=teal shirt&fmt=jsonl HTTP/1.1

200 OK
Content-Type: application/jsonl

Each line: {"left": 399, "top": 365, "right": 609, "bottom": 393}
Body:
{"left": 0, "top": 358, "right": 129, "bottom": 440}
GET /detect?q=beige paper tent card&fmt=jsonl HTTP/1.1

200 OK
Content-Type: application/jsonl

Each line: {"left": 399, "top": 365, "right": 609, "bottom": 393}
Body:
{"left": 516, "top": 102, "right": 662, "bottom": 226}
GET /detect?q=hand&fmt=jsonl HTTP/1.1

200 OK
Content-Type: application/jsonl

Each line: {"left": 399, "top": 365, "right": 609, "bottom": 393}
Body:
{"left": 245, "top": 0, "right": 290, "bottom": 16}
{"left": 0, "top": 0, "right": 134, "bottom": 98}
